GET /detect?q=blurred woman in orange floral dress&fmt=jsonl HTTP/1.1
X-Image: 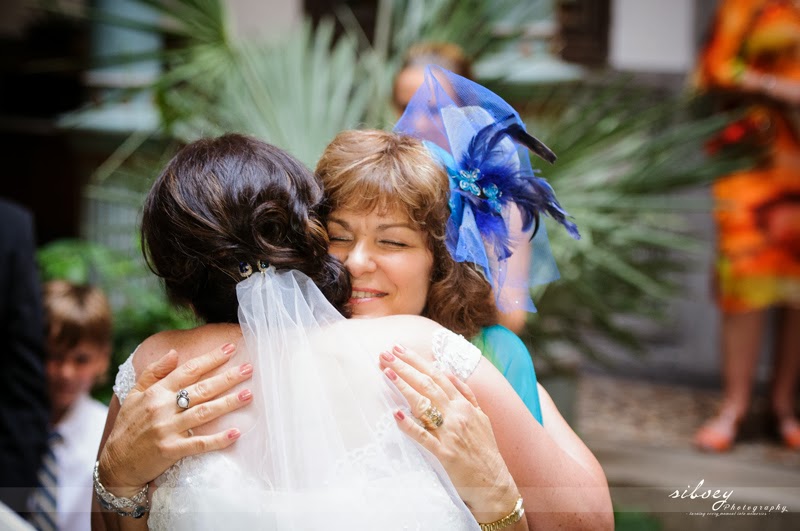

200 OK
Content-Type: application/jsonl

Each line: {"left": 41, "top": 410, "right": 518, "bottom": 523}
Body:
{"left": 694, "top": 0, "right": 800, "bottom": 451}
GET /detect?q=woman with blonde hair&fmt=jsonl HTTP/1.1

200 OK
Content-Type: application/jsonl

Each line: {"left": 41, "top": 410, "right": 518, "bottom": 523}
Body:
{"left": 316, "top": 66, "right": 610, "bottom": 528}
{"left": 318, "top": 129, "right": 544, "bottom": 420}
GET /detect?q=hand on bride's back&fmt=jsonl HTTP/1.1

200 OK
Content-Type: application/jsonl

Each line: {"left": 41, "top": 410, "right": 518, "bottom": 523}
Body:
{"left": 97, "top": 343, "right": 254, "bottom": 495}
{"left": 378, "top": 345, "right": 522, "bottom": 524}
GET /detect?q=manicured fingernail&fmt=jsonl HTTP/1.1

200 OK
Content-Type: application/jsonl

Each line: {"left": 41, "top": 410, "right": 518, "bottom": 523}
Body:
{"left": 384, "top": 368, "right": 398, "bottom": 381}
{"left": 394, "top": 410, "right": 405, "bottom": 421}
{"left": 227, "top": 428, "right": 241, "bottom": 440}
{"left": 167, "top": 349, "right": 177, "bottom": 356}
{"left": 222, "top": 343, "right": 236, "bottom": 356}
{"left": 238, "top": 389, "right": 252, "bottom": 402}
{"left": 240, "top": 363, "right": 253, "bottom": 376}
{"left": 380, "top": 351, "right": 395, "bottom": 362}
{"left": 393, "top": 344, "right": 406, "bottom": 354}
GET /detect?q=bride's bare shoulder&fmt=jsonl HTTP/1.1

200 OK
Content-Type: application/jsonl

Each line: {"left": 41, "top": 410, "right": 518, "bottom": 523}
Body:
{"left": 338, "top": 315, "right": 441, "bottom": 334}
{"left": 331, "top": 316, "right": 444, "bottom": 358}
{"left": 133, "top": 324, "right": 242, "bottom": 374}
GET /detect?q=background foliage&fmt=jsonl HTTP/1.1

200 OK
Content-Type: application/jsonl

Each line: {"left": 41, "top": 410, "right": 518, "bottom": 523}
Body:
{"left": 519, "top": 81, "right": 752, "bottom": 364}
{"left": 42, "top": 0, "right": 751, "bottom": 381}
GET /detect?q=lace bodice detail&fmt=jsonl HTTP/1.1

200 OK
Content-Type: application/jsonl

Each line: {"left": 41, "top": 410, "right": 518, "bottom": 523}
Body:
{"left": 432, "top": 328, "right": 481, "bottom": 381}
{"left": 113, "top": 352, "right": 136, "bottom": 404}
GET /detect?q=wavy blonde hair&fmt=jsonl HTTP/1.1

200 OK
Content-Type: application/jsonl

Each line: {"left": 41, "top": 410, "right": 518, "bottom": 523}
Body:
{"left": 316, "top": 130, "right": 497, "bottom": 337}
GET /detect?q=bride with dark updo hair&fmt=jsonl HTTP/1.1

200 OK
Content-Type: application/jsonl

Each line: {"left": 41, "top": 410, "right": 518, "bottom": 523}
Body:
{"left": 94, "top": 134, "right": 525, "bottom": 530}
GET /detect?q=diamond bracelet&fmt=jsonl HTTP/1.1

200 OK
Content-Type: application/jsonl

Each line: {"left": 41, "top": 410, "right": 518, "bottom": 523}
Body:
{"left": 93, "top": 461, "right": 150, "bottom": 518}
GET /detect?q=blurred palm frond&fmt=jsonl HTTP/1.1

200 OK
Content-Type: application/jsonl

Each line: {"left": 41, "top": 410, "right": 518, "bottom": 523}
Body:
{"left": 521, "top": 81, "right": 754, "bottom": 363}
{"left": 61, "top": 0, "right": 757, "bottom": 368}
{"left": 140, "top": 6, "right": 370, "bottom": 167}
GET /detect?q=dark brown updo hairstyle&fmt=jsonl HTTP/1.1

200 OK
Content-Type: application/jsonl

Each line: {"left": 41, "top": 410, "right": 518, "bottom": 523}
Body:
{"left": 142, "top": 133, "right": 351, "bottom": 323}
{"left": 316, "top": 130, "right": 497, "bottom": 338}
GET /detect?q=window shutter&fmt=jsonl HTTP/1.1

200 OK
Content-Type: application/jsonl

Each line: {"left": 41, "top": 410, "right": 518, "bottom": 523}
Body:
{"left": 556, "top": 0, "right": 610, "bottom": 66}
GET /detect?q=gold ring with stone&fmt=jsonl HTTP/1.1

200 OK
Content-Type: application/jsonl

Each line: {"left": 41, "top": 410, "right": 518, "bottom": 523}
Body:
{"left": 419, "top": 404, "right": 444, "bottom": 430}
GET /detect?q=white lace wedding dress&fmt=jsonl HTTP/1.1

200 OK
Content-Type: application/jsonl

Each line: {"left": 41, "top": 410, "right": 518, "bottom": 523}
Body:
{"left": 113, "top": 268, "right": 482, "bottom": 530}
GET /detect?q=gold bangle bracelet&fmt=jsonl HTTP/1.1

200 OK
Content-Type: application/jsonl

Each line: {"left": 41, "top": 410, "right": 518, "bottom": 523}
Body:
{"left": 478, "top": 496, "right": 525, "bottom": 531}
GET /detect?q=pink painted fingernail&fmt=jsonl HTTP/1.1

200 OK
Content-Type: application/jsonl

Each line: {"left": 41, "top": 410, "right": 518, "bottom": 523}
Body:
{"left": 384, "top": 368, "right": 398, "bottom": 381}
{"left": 240, "top": 363, "right": 253, "bottom": 376}
{"left": 380, "top": 351, "right": 395, "bottom": 362}
{"left": 238, "top": 389, "right": 252, "bottom": 402}
{"left": 227, "top": 429, "right": 241, "bottom": 440}
{"left": 394, "top": 410, "right": 405, "bottom": 421}
{"left": 393, "top": 344, "right": 406, "bottom": 354}
{"left": 222, "top": 343, "right": 236, "bottom": 356}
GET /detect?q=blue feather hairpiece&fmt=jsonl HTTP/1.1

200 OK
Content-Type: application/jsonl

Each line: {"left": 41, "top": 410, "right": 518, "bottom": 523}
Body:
{"left": 394, "top": 66, "right": 579, "bottom": 311}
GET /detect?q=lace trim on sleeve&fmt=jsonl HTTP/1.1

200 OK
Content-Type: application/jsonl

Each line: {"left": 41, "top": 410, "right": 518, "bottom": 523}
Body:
{"left": 112, "top": 349, "right": 138, "bottom": 404}
{"left": 431, "top": 329, "right": 481, "bottom": 381}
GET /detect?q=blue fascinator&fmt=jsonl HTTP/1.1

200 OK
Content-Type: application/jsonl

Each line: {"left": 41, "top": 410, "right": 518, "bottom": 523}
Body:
{"left": 394, "top": 65, "right": 579, "bottom": 312}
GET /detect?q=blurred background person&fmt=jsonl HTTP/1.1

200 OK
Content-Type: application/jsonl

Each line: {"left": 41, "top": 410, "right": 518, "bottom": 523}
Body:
{"left": 0, "top": 199, "right": 49, "bottom": 520}
{"left": 392, "top": 41, "right": 475, "bottom": 115}
{"left": 27, "top": 281, "right": 111, "bottom": 531}
{"left": 693, "top": 0, "right": 800, "bottom": 452}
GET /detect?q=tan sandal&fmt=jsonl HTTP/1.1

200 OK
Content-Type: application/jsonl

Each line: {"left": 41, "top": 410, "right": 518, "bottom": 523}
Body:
{"left": 693, "top": 413, "right": 740, "bottom": 453}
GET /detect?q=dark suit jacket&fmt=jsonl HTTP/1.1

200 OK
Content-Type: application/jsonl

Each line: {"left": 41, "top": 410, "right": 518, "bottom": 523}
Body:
{"left": 0, "top": 199, "right": 49, "bottom": 514}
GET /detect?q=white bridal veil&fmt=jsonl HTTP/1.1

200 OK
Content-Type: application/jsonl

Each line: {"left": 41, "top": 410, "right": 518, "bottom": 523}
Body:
{"left": 149, "top": 267, "right": 477, "bottom": 530}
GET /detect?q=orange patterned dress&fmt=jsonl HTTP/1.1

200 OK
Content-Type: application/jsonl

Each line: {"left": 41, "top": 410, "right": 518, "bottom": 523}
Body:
{"left": 699, "top": 0, "right": 800, "bottom": 312}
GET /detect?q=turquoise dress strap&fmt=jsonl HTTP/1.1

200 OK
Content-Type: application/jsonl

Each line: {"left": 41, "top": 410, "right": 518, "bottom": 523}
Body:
{"left": 470, "top": 325, "right": 543, "bottom": 424}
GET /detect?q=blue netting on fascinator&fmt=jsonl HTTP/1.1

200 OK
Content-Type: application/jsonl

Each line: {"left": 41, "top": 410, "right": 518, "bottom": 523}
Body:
{"left": 394, "top": 65, "right": 579, "bottom": 312}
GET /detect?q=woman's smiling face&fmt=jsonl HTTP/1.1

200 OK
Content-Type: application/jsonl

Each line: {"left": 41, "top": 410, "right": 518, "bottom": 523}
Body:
{"left": 327, "top": 206, "right": 434, "bottom": 318}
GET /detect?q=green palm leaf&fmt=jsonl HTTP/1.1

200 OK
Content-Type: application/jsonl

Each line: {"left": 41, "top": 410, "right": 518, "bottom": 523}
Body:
{"left": 71, "top": 0, "right": 756, "bottom": 367}
{"left": 522, "top": 81, "right": 755, "bottom": 361}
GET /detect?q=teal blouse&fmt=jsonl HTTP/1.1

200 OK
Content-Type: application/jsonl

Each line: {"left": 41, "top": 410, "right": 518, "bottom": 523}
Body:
{"left": 470, "top": 325, "right": 543, "bottom": 424}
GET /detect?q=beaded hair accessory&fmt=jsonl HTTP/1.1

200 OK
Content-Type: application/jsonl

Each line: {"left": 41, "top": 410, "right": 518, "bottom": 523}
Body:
{"left": 394, "top": 66, "right": 579, "bottom": 311}
{"left": 239, "top": 260, "right": 271, "bottom": 279}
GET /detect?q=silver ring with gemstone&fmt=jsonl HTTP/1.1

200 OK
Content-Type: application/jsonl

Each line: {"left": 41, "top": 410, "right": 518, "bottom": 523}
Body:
{"left": 176, "top": 389, "right": 191, "bottom": 410}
